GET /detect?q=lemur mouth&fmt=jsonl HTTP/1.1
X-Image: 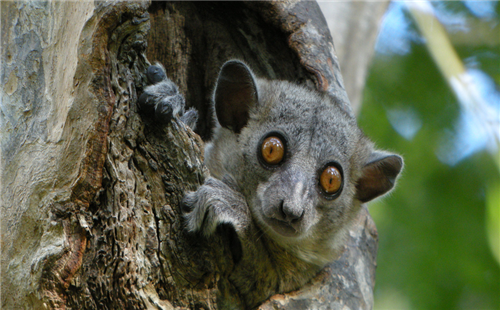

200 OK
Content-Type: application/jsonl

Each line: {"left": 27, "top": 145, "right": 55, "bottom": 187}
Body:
{"left": 265, "top": 218, "right": 300, "bottom": 237}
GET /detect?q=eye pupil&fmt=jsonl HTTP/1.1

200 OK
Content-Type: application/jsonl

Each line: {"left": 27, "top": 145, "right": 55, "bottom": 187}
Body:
{"left": 261, "top": 136, "right": 284, "bottom": 165}
{"left": 320, "top": 166, "right": 342, "bottom": 195}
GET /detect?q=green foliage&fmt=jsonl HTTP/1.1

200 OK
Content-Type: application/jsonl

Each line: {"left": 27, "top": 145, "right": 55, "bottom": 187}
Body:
{"left": 360, "top": 26, "right": 500, "bottom": 310}
{"left": 486, "top": 179, "right": 500, "bottom": 266}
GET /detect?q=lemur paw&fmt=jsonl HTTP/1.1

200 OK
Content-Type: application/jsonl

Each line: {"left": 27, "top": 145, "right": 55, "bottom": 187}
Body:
{"left": 146, "top": 64, "right": 167, "bottom": 84}
{"left": 138, "top": 63, "right": 198, "bottom": 129}
{"left": 182, "top": 177, "right": 248, "bottom": 237}
{"left": 180, "top": 108, "right": 199, "bottom": 130}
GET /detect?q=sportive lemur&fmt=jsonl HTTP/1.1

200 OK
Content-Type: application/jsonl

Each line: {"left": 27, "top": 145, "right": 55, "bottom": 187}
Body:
{"left": 138, "top": 60, "right": 403, "bottom": 309}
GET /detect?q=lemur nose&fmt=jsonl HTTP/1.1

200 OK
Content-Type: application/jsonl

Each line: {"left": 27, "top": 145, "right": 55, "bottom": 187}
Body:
{"left": 279, "top": 200, "right": 304, "bottom": 223}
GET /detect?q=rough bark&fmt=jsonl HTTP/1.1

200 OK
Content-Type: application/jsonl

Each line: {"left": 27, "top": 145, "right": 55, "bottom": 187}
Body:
{"left": 1, "top": 1, "right": 379, "bottom": 309}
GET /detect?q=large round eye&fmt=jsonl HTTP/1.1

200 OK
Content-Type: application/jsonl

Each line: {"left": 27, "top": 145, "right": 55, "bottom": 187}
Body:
{"left": 261, "top": 136, "right": 284, "bottom": 165}
{"left": 320, "top": 165, "right": 342, "bottom": 195}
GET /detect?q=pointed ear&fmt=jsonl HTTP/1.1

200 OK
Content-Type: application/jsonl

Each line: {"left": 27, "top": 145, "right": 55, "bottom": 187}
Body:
{"left": 355, "top": 152, "right": 403, "bottom": 203}
{"left": 214, "top": 60, "right": 258, "bottom": 134}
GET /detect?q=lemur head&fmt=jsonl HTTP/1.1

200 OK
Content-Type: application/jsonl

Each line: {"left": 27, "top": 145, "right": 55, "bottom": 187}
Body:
{"left": 205, "top": 60, "right": 403, "bottom": 264}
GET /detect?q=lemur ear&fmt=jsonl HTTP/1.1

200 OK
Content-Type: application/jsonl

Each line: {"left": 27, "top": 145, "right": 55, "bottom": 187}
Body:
{"left": 214, "top": 60, "right": 258, "bottom": 134}
{"left": 355, "top": 152, "right": 403, "bottom": 203}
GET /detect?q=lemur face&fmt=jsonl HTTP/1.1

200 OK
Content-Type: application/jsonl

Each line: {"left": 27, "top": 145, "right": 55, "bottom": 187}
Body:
{"left": 206, "top": 60, "right": 402, "bottom": 254}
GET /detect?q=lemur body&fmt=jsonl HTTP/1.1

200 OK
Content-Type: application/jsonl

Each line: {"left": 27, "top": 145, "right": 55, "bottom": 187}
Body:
{"left": 139, "top": 61, "right": 403, "bottom": 309}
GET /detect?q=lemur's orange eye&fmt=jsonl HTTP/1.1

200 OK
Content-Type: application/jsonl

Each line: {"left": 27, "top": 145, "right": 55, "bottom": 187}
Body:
{"left": 320, "top": 166, "right": 342, "bottom": 194}
{"left": 261, "top": 136, "right": 284, "bottom": 165}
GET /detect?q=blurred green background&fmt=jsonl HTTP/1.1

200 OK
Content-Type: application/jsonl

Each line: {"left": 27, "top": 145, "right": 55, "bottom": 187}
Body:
{"left": 357, "top": 1, "right": 500, "bottom": 309}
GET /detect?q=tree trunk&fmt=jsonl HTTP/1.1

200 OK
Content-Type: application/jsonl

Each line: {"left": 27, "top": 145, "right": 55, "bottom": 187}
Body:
{"left": 319, "top": 1, "right": 390, "bottom": 113}
{"left": 1, "top": 1, "right": 380, "bottom": 309}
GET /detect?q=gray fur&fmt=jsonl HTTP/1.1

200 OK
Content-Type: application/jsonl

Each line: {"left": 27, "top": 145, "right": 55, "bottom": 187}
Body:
{"left": 138, "top": 63, "right": 197, "bottom": 129}
{"left": 147, "top": 60, "right": 403, "bottom": 308}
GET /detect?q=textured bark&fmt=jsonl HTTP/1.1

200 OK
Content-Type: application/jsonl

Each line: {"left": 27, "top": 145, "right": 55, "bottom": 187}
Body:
{"left": 1, "top": 1, "right": 379, "bottom": 309}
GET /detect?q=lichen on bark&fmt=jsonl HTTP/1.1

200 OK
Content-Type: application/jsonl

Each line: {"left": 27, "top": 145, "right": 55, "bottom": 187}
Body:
{"left": 1, "top": 1, "right": 379, "bottom": 309}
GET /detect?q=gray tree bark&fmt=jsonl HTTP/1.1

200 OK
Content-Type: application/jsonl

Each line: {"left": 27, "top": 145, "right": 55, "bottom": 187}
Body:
{"left": 319, "top": 1, "right": 390, "bottom": 114}
{"left": 1, "top": 1, "right": 385, "bottom": 309}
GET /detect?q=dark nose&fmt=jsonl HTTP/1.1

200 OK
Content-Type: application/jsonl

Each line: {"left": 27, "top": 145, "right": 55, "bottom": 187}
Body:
{"left": 278, "top": 200, "right": 304, "bottom": 224}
